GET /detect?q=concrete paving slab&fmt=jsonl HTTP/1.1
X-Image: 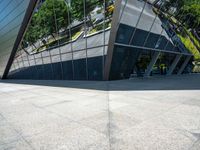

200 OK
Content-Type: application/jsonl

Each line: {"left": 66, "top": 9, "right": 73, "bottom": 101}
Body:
{"left": 0, "top": 74, "right": 200, "bottom": 150}
{"left": 111, "top": 126, "right": 196, "bottom": 150}
{"left": 0, "top": 120, "right": 21, "bottom": 145}
{"left": 27, "top": 122, "right": 109, "bottom": 150}
{"left": 0, "top": 138, "right": 33, "bottom": 150}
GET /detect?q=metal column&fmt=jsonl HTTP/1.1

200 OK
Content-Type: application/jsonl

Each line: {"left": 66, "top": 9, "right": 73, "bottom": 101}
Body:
{"left": 177, "top": 55, "right": 192, "bottom": 75}
{"left": 167, "top": 54, "right": 182, "bottom": 75}
{"left": 104, "top": 0, "right": 123, "bottom": 80}
{"left": 144, "top": 51, "right": 160, "bottom": 77}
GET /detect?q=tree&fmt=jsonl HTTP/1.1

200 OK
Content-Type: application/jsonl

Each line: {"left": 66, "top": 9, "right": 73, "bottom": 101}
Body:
{"left": 24, "top": 0, "right": 70, "bottom": 48}
{"left": 71, "top": 0, "right": 104, "bottom": 25}
{"left": 37, "top": 0, "right": 69, "bottom": 37}
{"left": 169, "top": 0, "right": 184, "bottom": 9}
{"left": 175, "top": 0, "right": 200, "bottom": 29}
{"left": 162, "top": 0, "right": 200, "bottom": 30}
{"left": 181, "top": 4, "right": 200, "bottom": 28}
{"left": 24, "top": 14, "right": 41, "bottom": 48}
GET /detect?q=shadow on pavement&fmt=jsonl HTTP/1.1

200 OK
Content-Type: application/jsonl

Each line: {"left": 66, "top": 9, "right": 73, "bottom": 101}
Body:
{"left": 1, "top": 74, "right": 200, "bottom": 91}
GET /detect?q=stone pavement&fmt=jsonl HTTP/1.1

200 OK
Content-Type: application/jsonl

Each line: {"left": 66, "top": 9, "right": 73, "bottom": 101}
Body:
{"left": 0, "top": 74, "right": 200, "bottom": 150}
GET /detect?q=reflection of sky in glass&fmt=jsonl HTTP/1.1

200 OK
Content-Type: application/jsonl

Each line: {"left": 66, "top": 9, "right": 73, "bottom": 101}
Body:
{"left": 0, "top": 0, "right": 31, "bottom": 78}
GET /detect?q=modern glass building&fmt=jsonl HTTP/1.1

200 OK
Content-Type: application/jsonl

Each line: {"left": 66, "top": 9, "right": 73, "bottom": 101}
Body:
{"left": 0, "top": 0, "right": 195, "bottom": 81}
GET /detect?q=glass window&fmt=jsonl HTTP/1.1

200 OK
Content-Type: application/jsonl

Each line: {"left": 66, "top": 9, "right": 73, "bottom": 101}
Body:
{"left": 116, "top": 24, "right": 134, "bottom": 44}
{"left": 87, "top": 47, "right": 104, "bottom": 80}
{"left": 109, "top": 46, "right": 143, "bottom": 80}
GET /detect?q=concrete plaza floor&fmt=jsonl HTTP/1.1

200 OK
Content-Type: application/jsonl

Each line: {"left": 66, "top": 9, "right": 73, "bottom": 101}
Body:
{"left": 0, "top": 74, "right": 200, "bottom": 150}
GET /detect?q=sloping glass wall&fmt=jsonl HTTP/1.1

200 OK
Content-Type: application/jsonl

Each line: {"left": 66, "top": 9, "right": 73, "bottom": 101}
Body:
{"left": 109, "top": 0, "right": 193, "bottom": 80}
{"left": 8, "top": 0, "right": 114, "bottom": 80}
{"left": 0, "top": 0, "right": 31, "bottom": 78}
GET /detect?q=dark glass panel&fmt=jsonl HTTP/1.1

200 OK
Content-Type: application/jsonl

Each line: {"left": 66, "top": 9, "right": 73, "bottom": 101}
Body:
{"left": 116, "top": 24, "right": 134, "bottom": 44}
{"left": 109, "top": 46, "right": 141, "bottom": 80}
{"left": 131, "top": 29, "right": 148, "bottom": 47}
{"left": 74, "top": 58, "right": 87, "bottom": 80}
{"left": 144, "top": 33, "right": 160, "bottom": 49}
{"left": 62, "top": 60, "right": 73, "bottom": 80}
{"left": 88, "top": 56, "right": 103, "bottom": 80}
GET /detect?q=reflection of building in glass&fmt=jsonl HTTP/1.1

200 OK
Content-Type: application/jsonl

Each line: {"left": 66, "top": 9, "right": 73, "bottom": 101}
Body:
{"left": 0, "top": 0, "right": 194, "bottom": 81}
{"left": 106, "top": 0, "right": 193, "bottom": 80}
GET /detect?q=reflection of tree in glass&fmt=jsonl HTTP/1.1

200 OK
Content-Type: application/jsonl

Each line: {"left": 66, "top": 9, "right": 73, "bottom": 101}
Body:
{"left": 23, "top": 0, "right": 115, "bottom": 52}
{"left": 71, "top": 0, "right": 114, "bottom": 27}
{"left": 157, "top": 0, "right": 199, "bottom": 29}
{"left": 71, "top": 0, "right": 104, "bottom": 27}
{"left": 24, "top": 0, "right": 69, "bottom": 49}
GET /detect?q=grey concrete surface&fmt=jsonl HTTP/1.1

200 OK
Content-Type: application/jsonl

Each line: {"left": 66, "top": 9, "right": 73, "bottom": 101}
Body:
{"left": 0, "top": 74, "right": 200, "bottom": 150}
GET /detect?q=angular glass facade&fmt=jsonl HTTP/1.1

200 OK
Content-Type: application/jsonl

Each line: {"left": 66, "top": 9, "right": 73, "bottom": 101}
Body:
{"left": 1, "top": 0, "right": 196, "bottom": 80}
{"left": 8, "top": 0, "right": 113, "bottom": 80}
{"left": 107, "top": 0, "right": 193, "bottom": 80}
{"left": 0, "top": 0, "right": 34, "bottom": 78}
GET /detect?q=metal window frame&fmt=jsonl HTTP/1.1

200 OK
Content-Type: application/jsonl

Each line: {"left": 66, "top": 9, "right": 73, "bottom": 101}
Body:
{"left": 104, "top": 0, "right": 123, "bottom": 80}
